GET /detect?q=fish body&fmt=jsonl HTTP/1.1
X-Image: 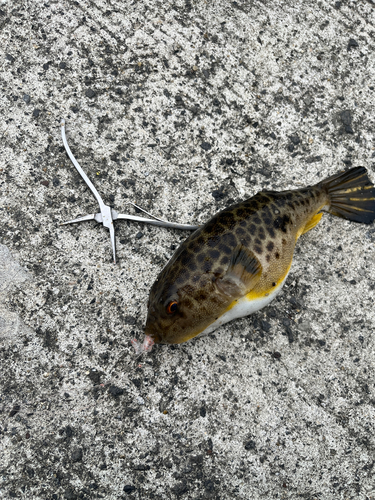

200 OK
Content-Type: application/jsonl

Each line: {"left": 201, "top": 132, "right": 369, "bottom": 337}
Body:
{"left": 137, "top": 167, "right": 375, "bottom": 350}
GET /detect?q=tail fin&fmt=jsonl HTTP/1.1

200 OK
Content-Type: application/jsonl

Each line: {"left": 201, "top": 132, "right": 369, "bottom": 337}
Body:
{"left": 320, "top": 167, "right": 375, "bottom": 224}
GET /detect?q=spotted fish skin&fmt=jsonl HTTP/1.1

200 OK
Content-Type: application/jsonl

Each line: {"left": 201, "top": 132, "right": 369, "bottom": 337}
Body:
{"left": 144, "top": 167, "right": 375, "bottom": 346}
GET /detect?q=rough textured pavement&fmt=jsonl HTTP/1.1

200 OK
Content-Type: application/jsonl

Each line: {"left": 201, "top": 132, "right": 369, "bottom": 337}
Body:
{"left": 1, "top": 1, "right": 375, "bottom": 499}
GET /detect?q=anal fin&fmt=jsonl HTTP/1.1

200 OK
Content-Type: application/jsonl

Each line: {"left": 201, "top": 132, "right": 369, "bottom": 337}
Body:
{"left": 216, "top": 245, "right": 262, "bottom": 298}
{"left": 301, "top": 212, "right": 323, "bottom": 235}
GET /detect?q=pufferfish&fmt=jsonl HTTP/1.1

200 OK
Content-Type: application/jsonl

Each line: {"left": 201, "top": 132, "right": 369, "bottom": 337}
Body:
{"left": 132, "top": 167, "right": 375, "bottom": 353}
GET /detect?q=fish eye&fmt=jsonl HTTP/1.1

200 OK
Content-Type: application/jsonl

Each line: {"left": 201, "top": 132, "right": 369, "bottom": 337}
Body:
{"left": 166, "top": 300, "right": 178, "bottom": 315}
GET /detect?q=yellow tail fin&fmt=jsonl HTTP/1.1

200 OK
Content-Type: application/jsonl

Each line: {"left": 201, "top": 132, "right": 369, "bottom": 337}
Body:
{"left": 319, "top": 167, "right": 375, "bottom": 224}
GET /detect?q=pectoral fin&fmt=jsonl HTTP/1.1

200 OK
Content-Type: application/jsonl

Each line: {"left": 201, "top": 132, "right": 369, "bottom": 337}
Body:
{"left": 216, "top": 246, "right": 262, "bottom": 298}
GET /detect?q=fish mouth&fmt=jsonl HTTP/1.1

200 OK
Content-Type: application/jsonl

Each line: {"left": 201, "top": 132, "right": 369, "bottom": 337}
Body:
{"left": 145, "top": 314, "right": 164, "bottom": 344}
{"left": 145, "top": 329, "right": 162, "bottom": 344}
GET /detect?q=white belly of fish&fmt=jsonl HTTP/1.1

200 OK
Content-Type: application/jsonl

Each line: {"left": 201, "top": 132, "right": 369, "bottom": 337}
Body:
{"left": 198, "top": 273, "right": 290, "bottom": 337}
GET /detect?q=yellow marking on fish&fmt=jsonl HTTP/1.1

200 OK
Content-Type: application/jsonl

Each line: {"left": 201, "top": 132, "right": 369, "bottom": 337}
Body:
{"left": 300, "top": 212, "right": 323, "bottom": 236}
{"left": 349, "top": 197, "right": 375, "bottom": 201}
{"left": 346, "top": 206, "right": 374, "bottom": 212}
{"left": 246, "top": 260, "right": 293, "bottom": 302}
{"left": 294, "top": 209, "right": 324, "bottom": 240}
{"left": 342, "top": 185, "right": 372, "bottom": 193}
{"left": 342, "top": 173, "right": 368, "bottom": 185}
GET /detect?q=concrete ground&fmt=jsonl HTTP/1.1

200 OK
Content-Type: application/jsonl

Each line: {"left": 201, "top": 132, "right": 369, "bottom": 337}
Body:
{"left": 1, "top": 0, "right": 375, "bottom": 498}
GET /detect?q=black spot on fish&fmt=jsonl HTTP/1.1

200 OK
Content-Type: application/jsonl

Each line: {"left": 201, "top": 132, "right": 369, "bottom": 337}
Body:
{"left": 214, "top": 224, "right": 227, "bottom": 236}
{"left": 275, "top": 252, "right": 280, "bottom": 259}
{"left": 205, "top": 222, "right": 216, "bottom": 234}
{"left": 272, "top": 282, "right": 276, "bottom": 287}
{"left": 263, "top": 216, "right": 272, "bottom": 225}
{"left": 216, "top": 212, "right": 235, "bottom": 226}
{"left": 209, "top": 249, "right": 220, "bottom": 259}
{"left": 266, "top": 254, "right": 271, "bottom": 262}
{"left": 274, "top": 215, "right": 290, "bottom": 233}
{"left": 255, "top": 238, "right": 261, "bottom": 246}
{"left": 254, "top": 245, "right": 263, "bottom": 254}
{"left": 246, "top": 200, "right": 259, "bottom": 209}
{"left": 220, "top": 255, "right": 229, "bottom": 265}
{"left": 262, "top": 204, "right": 272, "bottom": 215}
{"left": 267, "top": 227, "right": 275, "bottom": 238}
{"left": 188, "top": 260, "right": 197, "bottom": 271}
{"left": 188, "top": 241, "right": 199, "bottom": 253}
{"left": 218, "top": 243, "right": 231, "bottom": 255}
{"left": 207, "top": 237, "right": 219, "bottom": 248}
{"left": 257, "top": 194, "right": 269, "bottom": 204}
{"left": 249, "top": 224, "right": 257, "bottom": 235}
{"left": 266, "top": 241, "right": 274, "bottom": 251}
{"left": 197, "top": 253, "right": 205, "bottom": 263}
{"left": 258, "top": 228, "right": 266, "bottom": 240}
{"left": 176, "top": 271, "right": 189, "bottom": 284}
{"left": 236, "top": 208, "right": 247, "bottom": 218}
{"left": 203, "top": 260, "right": 213, "bottom": 273}
{"left": 236, "top": 227, "right": 246, "bottom": 236}
{"left": 253, "top": 216, "right": 261, "bottom": 225}
{"left": 181, "top": 254, "right": 190, "bottom": 266}
{"left": 222, "top": 233, "right": 237, "bottom": 246}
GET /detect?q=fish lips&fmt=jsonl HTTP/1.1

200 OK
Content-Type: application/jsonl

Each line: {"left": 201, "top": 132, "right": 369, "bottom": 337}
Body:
{"left": 144, "top": 322, "right": 181, "bottom": 345}
{"left": 144, "top": 312, "right": 162, "bottom": 344}
{"left": 147, "top": 330, "right": 162, "bottom": 344}
{"left": 144, "top": 320, "right": 163, "bottom": 344}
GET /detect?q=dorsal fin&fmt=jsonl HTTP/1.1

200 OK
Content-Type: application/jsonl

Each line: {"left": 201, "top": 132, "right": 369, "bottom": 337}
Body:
{"left": 216, "top": 245, "right": 262, "bottom": 298}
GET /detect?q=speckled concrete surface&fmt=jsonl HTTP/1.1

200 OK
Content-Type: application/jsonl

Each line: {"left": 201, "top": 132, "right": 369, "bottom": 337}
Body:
{"left": 1, "top": 1, "right": 375, "bottom": 499}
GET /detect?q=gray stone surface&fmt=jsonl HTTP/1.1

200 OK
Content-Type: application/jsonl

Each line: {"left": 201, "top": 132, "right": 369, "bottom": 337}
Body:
{"left": 1, "top": 0, "right": 375, "bottom": 498}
